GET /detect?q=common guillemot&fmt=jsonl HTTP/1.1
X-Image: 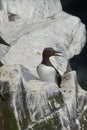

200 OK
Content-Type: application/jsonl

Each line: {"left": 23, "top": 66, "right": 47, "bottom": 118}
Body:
{"left": 37, "top": 47, "right": 62, "bottom": 87}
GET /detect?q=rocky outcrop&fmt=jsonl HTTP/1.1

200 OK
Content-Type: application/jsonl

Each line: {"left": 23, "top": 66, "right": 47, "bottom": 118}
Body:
{"left": 0, "top": 0, "right": 86, "bottom": 130}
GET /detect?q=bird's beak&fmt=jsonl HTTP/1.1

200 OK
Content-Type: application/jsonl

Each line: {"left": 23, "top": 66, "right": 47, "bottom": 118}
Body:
{"left": 54, "top": 51, "right": 63, "bottom": 56}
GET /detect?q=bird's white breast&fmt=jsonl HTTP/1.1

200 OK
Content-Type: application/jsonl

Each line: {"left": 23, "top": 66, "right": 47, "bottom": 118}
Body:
{"left": 37, "top": 64, "right": 56, "bottom": 83}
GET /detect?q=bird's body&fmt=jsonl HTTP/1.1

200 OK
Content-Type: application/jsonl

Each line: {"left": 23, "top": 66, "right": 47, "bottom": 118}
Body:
{"left": 37, "top": 47, "right": 62, "bottom": 87}
{"left": 37, "top": 64, "right": 57, "bottom": 83}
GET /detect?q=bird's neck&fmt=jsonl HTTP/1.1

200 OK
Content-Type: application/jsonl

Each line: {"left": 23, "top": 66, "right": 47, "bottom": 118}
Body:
{"left": 42, "top": 56, "right": 53, "bottom": 66}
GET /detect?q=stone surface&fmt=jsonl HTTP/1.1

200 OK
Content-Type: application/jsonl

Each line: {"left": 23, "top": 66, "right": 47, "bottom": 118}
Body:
{"left": 0, "top": 10, "right": 8, "bottom": 23}
{"left": 0, "top": 0, "right": 86, "bottom": 130}
{"left": 0, "top": 11, "right": 86, "bottom": 75}
{"left": 0, "top": 0, "right": 62, "bottom": 20}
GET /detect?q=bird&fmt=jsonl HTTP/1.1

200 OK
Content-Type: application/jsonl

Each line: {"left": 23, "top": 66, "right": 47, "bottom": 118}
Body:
{"left": 37, "top": 47, "right": 62, "bottom": 87}
{"left": 0, "top": 37, "right": 10, "bottom": 46}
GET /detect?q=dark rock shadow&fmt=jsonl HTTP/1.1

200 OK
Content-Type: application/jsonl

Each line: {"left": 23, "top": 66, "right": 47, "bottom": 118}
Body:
{"left": 70, "top": 39, "right": 87, "bottom": 90}
{"left": 60, "top": 0, "right": 87, "bottom": 90}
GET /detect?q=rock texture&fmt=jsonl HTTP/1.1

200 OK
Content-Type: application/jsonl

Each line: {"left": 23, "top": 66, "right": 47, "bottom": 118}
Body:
{"left": 0, "top": 0, "right": 86, "bottom": 130}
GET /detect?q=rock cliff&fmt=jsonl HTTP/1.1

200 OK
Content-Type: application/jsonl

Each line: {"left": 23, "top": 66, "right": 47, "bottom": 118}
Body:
{"left": 0, "top": 0, "right": 86, "bottom": 130}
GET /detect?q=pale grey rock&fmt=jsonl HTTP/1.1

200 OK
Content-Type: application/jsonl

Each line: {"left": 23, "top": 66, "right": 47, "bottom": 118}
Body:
{"left": 0, "top": 12, "right": 86, "bottom": 75}
{"left": 0, "top": 64, "right": 83, "bottom": 130}
{"left": 0, "top": 44, "right": 9, "bottom": 56}
{"left": 0, "top": 10, "right": 8, "bottom": 23}
{"left": 61, "top": 71, "right": 79, "bottom": 130}
{"left": 0, "top": 64, "right": 63, "bottom": 129}
{"left": 0, "top": 0, "right": 62, "bottom": 20}
{"left": 0, "top": 0, "right": 86, "bottom": 130}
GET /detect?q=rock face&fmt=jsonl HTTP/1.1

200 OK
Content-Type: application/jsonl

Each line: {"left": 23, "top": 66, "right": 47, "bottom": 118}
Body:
{"left": 0, "top": 0, "right": 87, "bottom": 130}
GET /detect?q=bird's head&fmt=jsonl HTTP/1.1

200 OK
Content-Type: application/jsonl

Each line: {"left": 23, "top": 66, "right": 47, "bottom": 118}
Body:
{"left": 42, "top": 47, "right": 62, "bottom": 58}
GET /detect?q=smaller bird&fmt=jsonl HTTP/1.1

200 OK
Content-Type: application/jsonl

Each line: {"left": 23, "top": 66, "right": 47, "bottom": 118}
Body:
{"left": 37, "top": 47, "right": 62, "bottom": 87}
